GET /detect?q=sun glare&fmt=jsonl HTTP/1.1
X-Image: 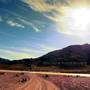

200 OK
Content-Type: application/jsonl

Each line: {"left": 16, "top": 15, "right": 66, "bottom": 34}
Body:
{"left": 59, "top": 7, "right": 90, "bottom": 37}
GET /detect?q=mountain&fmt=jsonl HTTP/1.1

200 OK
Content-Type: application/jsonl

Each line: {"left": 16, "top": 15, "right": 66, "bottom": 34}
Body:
{"left": 35, "top": 44, "right": 90, "bottom": 68}
{"left": 0, "top": 44, "right": 90, "bottom": 69}
{"left": 82, "top": 44, "right": 90, "bottom": 65}
{"left": 0, "top": 58, "right": 10, "bottom": 64}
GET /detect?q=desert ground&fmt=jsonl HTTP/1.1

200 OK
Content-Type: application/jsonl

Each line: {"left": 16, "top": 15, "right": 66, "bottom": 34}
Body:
{"left": 0, "top": 70, "right": 90, "bottom": 90}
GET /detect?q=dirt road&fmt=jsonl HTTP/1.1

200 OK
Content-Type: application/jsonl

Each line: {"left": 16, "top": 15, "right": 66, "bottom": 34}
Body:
{"left": 17, "top": 75, "right": 59, "bottom": 90}
{"left": 0, "top": 70, "right": 89, "bottom": 90}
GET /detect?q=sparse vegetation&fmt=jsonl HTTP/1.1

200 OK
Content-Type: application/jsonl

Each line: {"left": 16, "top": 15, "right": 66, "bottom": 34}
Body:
{"left": 14, "top": 74, "right": 19, "bottom": 77}
{"left": 19, "top": 78, "right": 27, "bottom": 83}
{"left": 0, "top": 72, "right": 5, "bottom": 75}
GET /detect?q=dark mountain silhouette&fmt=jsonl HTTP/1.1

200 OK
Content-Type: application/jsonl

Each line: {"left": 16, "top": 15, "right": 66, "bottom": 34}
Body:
{"left": 35, "top": 44, "right": 88, "bottom": 68}
{"left": 0, "top": 44, "right": 90, "bottom": 70}
{"left": 0, "top": 58, "right": 10, "bottom": 64}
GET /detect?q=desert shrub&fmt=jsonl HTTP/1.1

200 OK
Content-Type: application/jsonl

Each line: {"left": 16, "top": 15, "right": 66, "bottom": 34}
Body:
{"left": 0, "top": 72, "right": 5, "bottom": 75}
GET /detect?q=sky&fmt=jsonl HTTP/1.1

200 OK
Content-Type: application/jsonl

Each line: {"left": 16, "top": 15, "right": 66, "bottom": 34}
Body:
{"left": 0, "top": 0, "right": 90, "bottom": 60}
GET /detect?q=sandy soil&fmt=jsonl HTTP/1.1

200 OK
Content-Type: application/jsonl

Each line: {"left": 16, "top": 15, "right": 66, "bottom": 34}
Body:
{"left": 0, "top": 72, "right": 59, "bottom": 90}
{"left": 0, "top": 71, "right": 90, "bottom": 90}
{"left": 17, "top": 74, "right": 59, "bottom": 90}
{"left": 42, "top": 75, "right": 90, "bottom": 90}
{"left": 0, "top": 72, "right": 30, "bottom": 90}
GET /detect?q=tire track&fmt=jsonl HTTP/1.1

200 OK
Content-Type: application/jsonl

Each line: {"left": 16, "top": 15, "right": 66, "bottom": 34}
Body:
{"left": 17, "top": 75, "right": 59, "bottom": 90}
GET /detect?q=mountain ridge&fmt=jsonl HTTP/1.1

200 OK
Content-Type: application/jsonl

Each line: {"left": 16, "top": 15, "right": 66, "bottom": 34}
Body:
{"left": 0, "top": 44, "right": 90, "bottom": 70}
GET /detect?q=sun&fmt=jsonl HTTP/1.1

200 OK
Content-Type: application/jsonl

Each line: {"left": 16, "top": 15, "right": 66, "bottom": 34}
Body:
{"left": 58, "top": 7, "right": 90, "bottom": 37}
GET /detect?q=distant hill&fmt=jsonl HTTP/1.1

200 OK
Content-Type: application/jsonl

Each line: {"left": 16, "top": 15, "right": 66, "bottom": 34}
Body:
{"left": 35, "top": 44, "right": 89, "bottom": 68}
{"left": 0, "top": 44, "right": 90, "bottom": 70}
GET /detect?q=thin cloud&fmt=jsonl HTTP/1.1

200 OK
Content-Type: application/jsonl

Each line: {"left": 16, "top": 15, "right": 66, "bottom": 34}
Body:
{"left": 38, "top": 44, "right": 58, "bottom": 52}
{"left": 20, "top": 48, "right": 44, "bottom": 54}
{"left": 0, "top": 9, "right": 25, "bottom": 29}
{"left": 21, "top": 0, "right": 70, "bottom": 22}
{"left": 20, "top": 0, "right": 73, "bottom": 35}
{"left": 21, "top": 0, "right": 63, "bottom": 12}
{"left": 0, "top": 49, "right": 34, "bottom": 60}
{"left": 17, "top": 18, "right": 41, "bottom": 32}
{"left": 3, "top": 9, "right": 41, "bottom": 32}
{"left": 7, "top": 20, "right": 25, "bottom": 28}
{"left": 7, "top": 46, "right": 45, "bottom": 54}
{"left": 21, "top": 0, "right": 90, "bottom": 36}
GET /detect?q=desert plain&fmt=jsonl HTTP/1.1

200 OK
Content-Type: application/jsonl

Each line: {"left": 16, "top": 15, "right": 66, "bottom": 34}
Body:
{"left": 0, "top": 70, "right": 89, "bottom": 90}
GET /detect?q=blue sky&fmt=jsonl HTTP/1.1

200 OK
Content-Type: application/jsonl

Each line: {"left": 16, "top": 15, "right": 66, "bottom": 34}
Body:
{"left": 0, "top": 0, "right": 89, "bottom": 60}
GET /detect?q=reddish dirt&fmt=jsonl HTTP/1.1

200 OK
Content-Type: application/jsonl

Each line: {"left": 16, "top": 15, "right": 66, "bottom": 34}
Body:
{"left": 42, "top": 75, "right": 90, "bottom": 90}
{"left": 0, "top": 72, "right": 30, "bottom": 90}
{"left": 17, "top": 75, "right": 59, "bottom": 90}
{"left": 0, "top": 72, "right": 59, "bottom": 90}
{"left": 0, "top": 71, "right": 90, "bottom": 90}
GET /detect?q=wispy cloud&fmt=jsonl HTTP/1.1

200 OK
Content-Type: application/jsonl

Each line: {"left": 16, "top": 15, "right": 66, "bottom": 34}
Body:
{"left": 22, "top": 0, "right": 90, "bottom": 14}
{"left": 38, "top": 44, "right": 58, "bottom": 52}
{"left": 3, "top": 9, "right": 41, "bottom": 32}
{"left": 0, "top": 49, "right": 34, "bottom": 60}
{"left": 20, "top": 0, "right": 73, "bottom": 35}
{"left": 19, "top": 48, "right": 44, "bottom": 54}
{"left": 3, "top": 45, "right": 58, "bottom": 59}
{"left": 21, "top": 0, "right": 69, "bottom": 22}
{"left": 17, "top": 18, "right": 41, "bottom": 32}
{"left": 21, "top": 0, "right": 62, "bottom": 12}
{"left": 8, "top": 46, "right": 45, "bottom": 54}
{"left": 21, "top": 0, "right": 90, "bottom": 37}
{"left": 7, "top": 20, "right": 25, "bottom": 28}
